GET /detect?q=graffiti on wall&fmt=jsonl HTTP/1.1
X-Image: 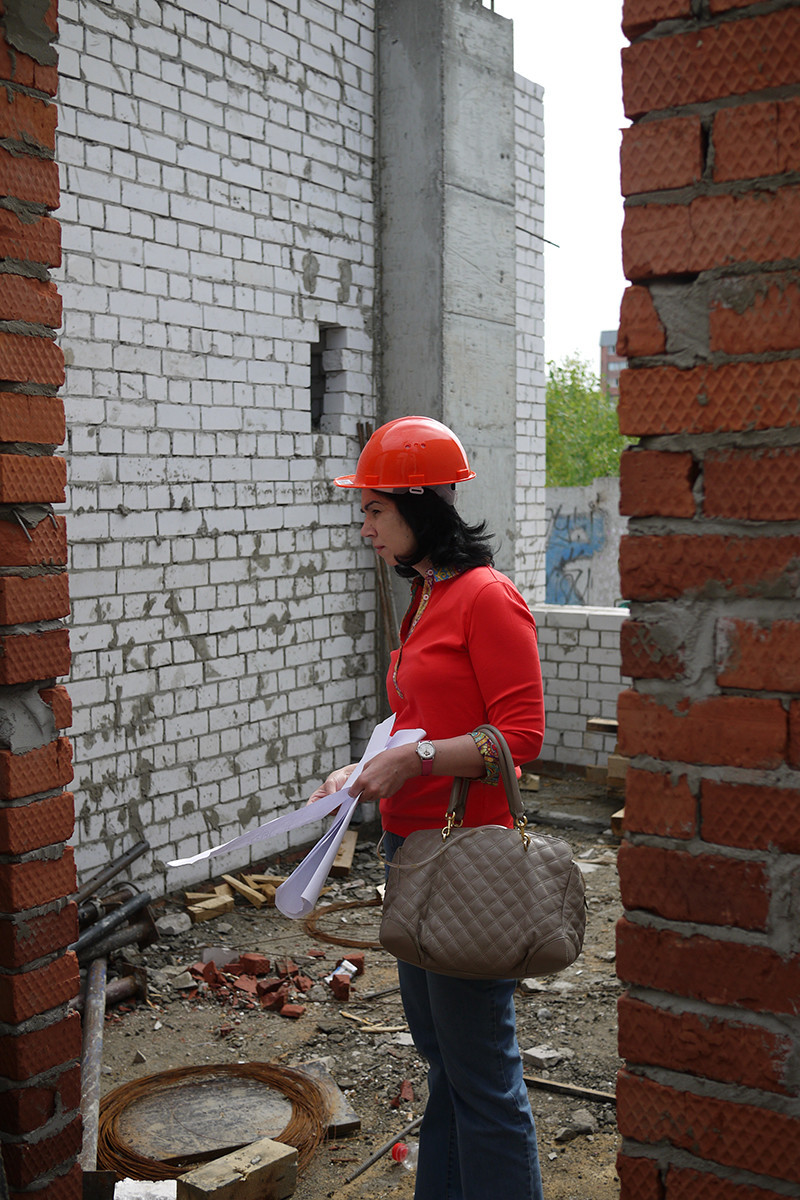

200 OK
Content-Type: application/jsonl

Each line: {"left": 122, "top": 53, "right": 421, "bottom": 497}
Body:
{"left": 545, "top": 504, "right": 606, "bottom": 605}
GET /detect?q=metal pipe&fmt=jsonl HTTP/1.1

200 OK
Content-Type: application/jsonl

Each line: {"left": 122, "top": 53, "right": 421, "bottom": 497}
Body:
{"left": 344, "top": 1115, "right": 423, "bottom": 1183}
{"left": 69, "top": 890, "right": 152, "bottom": 955}
{"left": 71, "top": 969, "right": 146, "bottom": 1014}
{"left": 73, "top": 840, "right": 149, "bottom": 905}
{"left": 78, "top": 883, "right": 137, "bottom": 929}
{"left": 79, "top": 956, "right": 107, "bottom": 1170}
{"left": 76, "top": 908, "right": 157, "bottom": 964}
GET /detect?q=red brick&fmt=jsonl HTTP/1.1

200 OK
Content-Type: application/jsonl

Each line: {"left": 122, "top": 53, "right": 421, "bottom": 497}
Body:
{"left": 0, "top": 627, "right": 70, "bottom": 686}
{"left": 617, "top": 918, "right": 800, "bottom": 1014}
{"left": 622, "top": 10, "right": 800, "bottom": 118}
{"left": 619, "top": 533, "right": 800, "bottom": 602}
{"left": 617, "top": 285, "right": 666, "bottom": 357}
{"left": 617, "top": 690, "right": 787, "bottom": 769}
{"left": 0, "top": 90, "right": 57, "bottom": 152}
{"left": 0, "top": 331, "right": 64, "bottom": 387}
{"left": 0, "top": 454, "right": 66, "bottom": 504}
{"left": 0, "top": 792, "right": 74, "bottom": 856}
{"left": 617, "top": 1069, "right": 800, "bottom": 1182}
{"left": 617, "top": 1152, "right": 664, "bottom": 1200}
{"left": 710, "top": 277, "right": 800, "bottom": 355}
{"left": 0, "top": 147, "right": 59, "bottom": 209}
{"left": 0, "top": 849, "right": 76, "bottom": 914}
{"left": 716, "top": 616, "right": 800, "bottom": 691}
{"left": 620, "top": 619, "right": 685, "bottom": 680}
{"left": 714, "top": 97, "right": 800, "bottom": 184}
{"left": 0, "top": 1063, "right": 81, "bottom": 1136}
{"left": 701, "top": 779, "right": 800, "bottom": 855}
{"left": 39, "top": 686, "right": 72, "bottom": 731}
{"left": 623, "top": 187, "right": 800, "bottom": 281}
{"left": 623, "top": 768, "right": 696, "bottom": 838}
{"left": 3, "top": 1112, "right": 82, "bottom": 1189}
{"left": 618, "top": 841, "right": 769, "bottom": 928}
{"left": 0, "top": 573, "right": 69, "bottom": 625}
{"left": 0, "top": 739, "right": 73, "bottom": 802}
{"left": 667, "top": 1165, "right": 796, "bottom": 1200}
{"left": 0, "top": 951, "right": 79, "bottom": 1024}
{"left": 0, "top": 275, "right": 61, "bottom": 327}
{"left": 619, "top": 449, "right": 695, "bottom": 518}
{"left": 622, "top": 0, "right": 691, "bottom": 40}
{"left": 0, "top": 4, "right": 58, "bottom": 96}
{"left": 789, "top": 700, "right": 800, "bottom": 770}
{"left": 0, "top": 1010, "right": 81, "bottom": 1082}
{"left": 0, "top": 392, "right": 65, "bottom": 445}
{"left": 705, "top": 446, "right": 800, "bottom": 522}
{"left": 0, "top": 208, "right": 60, "bottom": 268}
{"left": 621, "top": 117, "right": 703, "bottom": 196}
{"left": 0, "top": 514, "right": 67, "bottom": 569}
{"left": 8, "top": 1162, "right": 84, "bottom": 1200}
{"left": 618, "top": 994, "right": 793, "bottom": 1094}
{"left": 618, "top": 360, "right": 800, "bottom": 438}
{"left": 0, "top": 902, "right": 78, "bottom": 969}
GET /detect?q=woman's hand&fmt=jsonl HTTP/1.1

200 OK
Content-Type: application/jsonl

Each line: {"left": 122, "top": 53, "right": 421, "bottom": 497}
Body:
{"left": 306, "top": 764, "right": 357, "bottom": 805}
{"left": 347, "top": 743, "right": 419, "bottom": 805}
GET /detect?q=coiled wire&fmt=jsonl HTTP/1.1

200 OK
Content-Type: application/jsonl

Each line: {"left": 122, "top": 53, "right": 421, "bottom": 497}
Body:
{"left": 96, "top": 1061, "right": 328, "bottom": 1180}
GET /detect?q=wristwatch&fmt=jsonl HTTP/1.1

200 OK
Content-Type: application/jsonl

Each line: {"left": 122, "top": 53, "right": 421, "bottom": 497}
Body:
{"left": 416, "top": 740, "right": 436, "bottom": 776}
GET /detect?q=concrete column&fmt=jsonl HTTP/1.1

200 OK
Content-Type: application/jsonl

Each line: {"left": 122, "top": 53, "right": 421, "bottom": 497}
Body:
{"left": 377, "top": 0, "right": 518, "bottom": 573}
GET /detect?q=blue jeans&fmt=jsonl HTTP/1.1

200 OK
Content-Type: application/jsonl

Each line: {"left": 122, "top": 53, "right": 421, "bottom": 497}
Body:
{"left": 383, "top": 831, "right": 544, "bottom": 1200}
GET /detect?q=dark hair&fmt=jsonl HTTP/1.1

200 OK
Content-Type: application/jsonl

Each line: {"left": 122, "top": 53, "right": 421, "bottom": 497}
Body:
{"left": 391, "top": 489, "right": 495, "bottom": 579}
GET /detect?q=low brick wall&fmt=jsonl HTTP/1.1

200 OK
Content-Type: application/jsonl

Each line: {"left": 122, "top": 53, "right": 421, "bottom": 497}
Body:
{"left": 530, "top": 604, "right": 627, "bottom": 772}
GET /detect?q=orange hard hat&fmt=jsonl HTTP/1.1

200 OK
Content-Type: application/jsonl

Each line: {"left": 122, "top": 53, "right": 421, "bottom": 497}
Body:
{"left": 334, "top": 416, "right": 476, "bottom": 490}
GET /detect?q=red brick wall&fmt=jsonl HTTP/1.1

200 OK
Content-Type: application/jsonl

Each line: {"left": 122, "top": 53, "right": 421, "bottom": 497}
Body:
{"left": 0, "top": 1, "right": 81, "bottom": 1195}
{"left": 617, "top": 0, "right": 800, "bottom": 1194}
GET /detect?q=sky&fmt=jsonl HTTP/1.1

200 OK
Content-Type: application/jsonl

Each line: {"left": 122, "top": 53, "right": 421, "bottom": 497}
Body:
{"left": 492, "top": 0, "right": 629, "bottom": 373}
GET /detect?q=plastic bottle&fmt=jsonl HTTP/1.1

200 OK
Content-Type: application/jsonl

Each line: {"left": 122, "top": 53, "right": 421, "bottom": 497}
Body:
{"left": 391, "top": 1141, "right": 419, "bottom": 1170}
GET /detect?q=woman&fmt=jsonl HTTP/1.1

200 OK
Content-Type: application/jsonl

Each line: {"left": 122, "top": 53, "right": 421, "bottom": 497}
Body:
{"left": 311, "top": 415, "right": 545, "bottom": 1200}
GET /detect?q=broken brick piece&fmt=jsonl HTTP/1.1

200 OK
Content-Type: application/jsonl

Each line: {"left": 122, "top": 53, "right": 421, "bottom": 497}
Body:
{"left": 294, "top": 973, "right": 315, "bottom": 993}
{"left": 329, "top": 973, "right": 351, "bottom": 1001}
{"left": 260, "top": 982, "right": 290, "bottom": 1011}
{"left": 280, "top": 1004, "right": 305, "bottom": 1019}
{"left": 277, "top": 959, "right": 298, "bottom": 978}
{"left": 238, "top": 953, "right": 271, "bottom": 976}
{"left": 233, "top": 976, "right": 258, "bottom": 996}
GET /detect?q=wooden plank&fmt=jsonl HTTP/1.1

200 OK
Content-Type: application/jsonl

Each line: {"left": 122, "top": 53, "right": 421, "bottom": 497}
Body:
{"left": 187, "top": 895, "right": 235, "bottom": 923}
{"left": 524, "top": 1074, "right": 616, "bottom": 1104}
{"left": 607, "top": 752, "right": 629, "bottom": 788}
{"left": 176, "top": 1136, "right": 297, "bottom": 1200}
{"left": 331, "top": 828, "right": 358, "bottom": 877}
{"left": 611, "top": 808, "right": 625, "bottom": 836}
{"left": 221, "top": 874, "right": 266, "bottom": 909}
{"left": 586, "top": 717, "right": 619, "bottom": 735}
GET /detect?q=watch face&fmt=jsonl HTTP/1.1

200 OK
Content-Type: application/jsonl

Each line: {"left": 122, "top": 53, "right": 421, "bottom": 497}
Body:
{"left": 418, "top": 741, "right": 435, "bottom": 760}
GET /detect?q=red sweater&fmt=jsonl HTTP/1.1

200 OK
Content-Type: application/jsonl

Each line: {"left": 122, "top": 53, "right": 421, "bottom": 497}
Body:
{"left": 381, "top": 566, "right": 545, "bottom": 837}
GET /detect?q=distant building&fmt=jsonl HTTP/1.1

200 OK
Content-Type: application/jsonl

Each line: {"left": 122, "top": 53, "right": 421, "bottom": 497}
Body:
{"left": 600, "top": 329, "right": 627, "bottom": 396}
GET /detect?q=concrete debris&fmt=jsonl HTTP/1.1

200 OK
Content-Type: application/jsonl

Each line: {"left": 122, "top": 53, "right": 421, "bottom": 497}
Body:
{"left": 156, "top": 912, "right": 192, "bottom": 936}
{"left": 555, "top": 1108, "right": 598, "bottom": 1143}
{"left": 522, "top": 1045, "right": 564, "bottom": 1070}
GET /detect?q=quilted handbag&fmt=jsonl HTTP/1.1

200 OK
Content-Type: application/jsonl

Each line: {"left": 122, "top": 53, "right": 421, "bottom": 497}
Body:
{"left": 379, "top": 725, "right": 586, "bottom": 980}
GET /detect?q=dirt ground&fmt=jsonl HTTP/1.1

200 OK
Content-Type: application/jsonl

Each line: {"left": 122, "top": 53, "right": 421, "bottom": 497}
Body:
{"left": 92, "top": 774, "right": 623, "bottom": 1199}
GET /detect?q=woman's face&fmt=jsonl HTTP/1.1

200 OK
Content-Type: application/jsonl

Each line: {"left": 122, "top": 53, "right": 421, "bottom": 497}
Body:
{"left": 360, "top": 489, "right": 418, "bottom": 567}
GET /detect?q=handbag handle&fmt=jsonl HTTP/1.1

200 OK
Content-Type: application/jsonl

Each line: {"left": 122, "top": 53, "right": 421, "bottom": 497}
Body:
{"left": 446, "top": 725, "right": 530, "bottom": 845}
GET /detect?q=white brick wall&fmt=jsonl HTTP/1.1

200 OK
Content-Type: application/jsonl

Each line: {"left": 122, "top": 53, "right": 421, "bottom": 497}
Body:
{"left": 56, "top": 0, "right": 380, "bottom": 886}
{"left": 531, "top": 605, "right": 627, "bottom": 770}
{"left": 55, "top": 1, "right": 588, "bottom": 892}
{"left": 514, "top": 76, "right": 546, "bottom": 602}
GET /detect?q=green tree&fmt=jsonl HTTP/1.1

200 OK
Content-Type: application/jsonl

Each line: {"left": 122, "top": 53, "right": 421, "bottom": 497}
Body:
{"left": 546, "top": 356, "right": 633, "bottom": 487}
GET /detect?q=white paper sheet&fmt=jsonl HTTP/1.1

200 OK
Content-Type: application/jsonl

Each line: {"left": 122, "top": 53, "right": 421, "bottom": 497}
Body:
{"left": 167, "top": 715, "right": 424, "bottom": 920}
